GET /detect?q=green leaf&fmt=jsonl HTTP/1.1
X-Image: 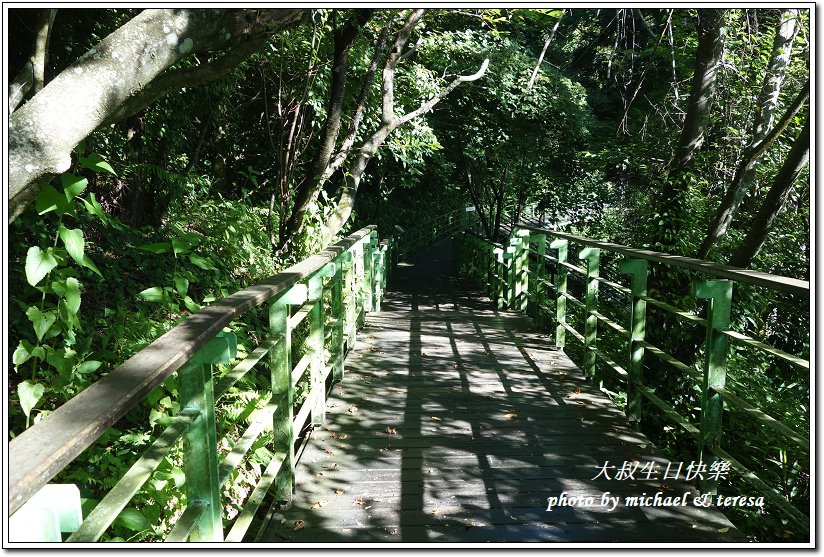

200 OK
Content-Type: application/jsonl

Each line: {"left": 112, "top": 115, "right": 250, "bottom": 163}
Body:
{"left": 58, "top": 226, "right": 85, "bottom": 265}
{"left": 171, "top": 238, "right": 193, "bottom": 255}
{"left": 170, "top": 467, "right": 186, "bottom": 488}
{"left": 139, "top": 287, "right": 165, "bottom": 302}
{"left": 64, "top": 277, "right": 81, "bottom": 314}
{"left": 115, "top": 508, "right": 150, "bottom": 532}
{"left": 188, "top": 254, "right": 217, "bottom": 271}
{"left": 81, "top": 256, "right": 103, "bottom": 278}
{"left": 80, "top": 153, "right": 117, "bottom": 176}
{"left": 31, "top": 346, "right": 46, "bottom": 360}
{"left": 18, "top": 381, "right": 45, "bottom": 417}
{"left": 81, "top": 193, "right": 108, "bottom": 223}
{"left": 174, "top": 276, "right": 189, "bottom": 297}
{"left": 182, "top": 295, "right": 200, "bottom": 313}
{"left": 13, "top": 341, "right": 32, "bottom": 366}
{"left": 35, "top": 184, "right": 68, "bottom": 215}
{"left": 26, "top": 307, "right": 57, "bottom": 342}
{"left": 77, "top": 360, "right": 102, "bottom": 375}
{"left": 25, "top": 246, "right": 58, "bottom": 286}
{"left": 61, "top": 173, "right": 88, "bottom": 201}
{"left": 138, "top": 242, "right": 172, "bottom": 254}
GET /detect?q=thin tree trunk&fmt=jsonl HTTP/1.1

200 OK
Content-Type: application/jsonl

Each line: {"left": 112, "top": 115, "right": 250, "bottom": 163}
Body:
{"left": 729, "top": 115, "right": 809, "bottom": 268}
{"left": 527, "top": 10, "right": 563, "bottom": 90}
{"left": 9, "top": 9, "right": 56, "bottom": 112}
{"left": 325, "top": 10, "right": 488, "bottom": 238}
{"left": 696, "top": 78, "right": 808, "bottom": 259}
{"left": 669, "top": 8, "right": 726, "bottom": 170}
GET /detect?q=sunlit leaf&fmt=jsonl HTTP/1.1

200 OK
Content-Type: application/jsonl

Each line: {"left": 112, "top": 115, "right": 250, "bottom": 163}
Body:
{"left": 115, "top": 508, "right": 150, "bottom": 532}
{"left": 139, "top": 287, "right": 165, "bottom": 302}
{"left": 80, "top": 153, "right": 117, "bottom": 176}
{"left": 59, "top": 225, "right": 85, "bottom": 266}
{"left": 64, "top": 277, "right": 81, "bottom": 315}
{"left": 25, "top": 246, "right": 58, "bottom": 286}
{"left": 18, "top": 380, "right": 45, "bottom": 417}
{"left": 35, "top": 184, "right": 67, "bottom": 215}
{"left": 138, "top": 242, "right": 172, "bottom": 254}
{"left": 26, "top": 307, "right": 57, "bottom": 341}
{"left": 61, "top": 173, "right": 88, "bottom": 201}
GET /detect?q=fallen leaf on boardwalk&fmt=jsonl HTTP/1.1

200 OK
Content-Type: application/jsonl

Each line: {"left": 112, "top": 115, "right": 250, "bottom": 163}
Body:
{"left": 465, "top": 521, "right": 476, "bottom": 530}
{"left": 385, "top": 427, "right": 397, "bottom": 434}
{"left": 293, "top": 520, "right": 305, "bottom": 531}
{"left": 335, "top": 489, "right": 345, "bottom": 495}
{"left": 325, "top": 449, "right": 336, "bottom": 455}
{"left": 348, "top": 406, "right": 359, "bottom": 413}
{"left": 574, "top": 400, "right": 585, "bottom": 405}
{"left": 354, "top": 498, "right": 365, "bottom": 505}
{"left": 311, "top": 500, "right": 329, "bottom": 509}
{"left": 315, "top": 472, "right": 324, "bottom": 477}
{"left": 574, "top": 387, "right": 582, "bottom": 394}
{"left": 330, "top": 431, "right": 338, "bottom": 439}
{"left": 504, "top": 413, "right": 518, "bottom": 420}
{"left": 339, "top": 434, "right": 349, "bottom": 440}
{"left": 718, "top": 527, "right": 730, "bottom": 533}
{"left": 431, "top": 416, "right": 442, "bottom": 421}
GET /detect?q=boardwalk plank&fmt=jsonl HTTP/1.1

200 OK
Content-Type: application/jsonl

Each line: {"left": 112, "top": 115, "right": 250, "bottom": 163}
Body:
{"left": 256, "top": 239, "right": 743, "bottom": 543}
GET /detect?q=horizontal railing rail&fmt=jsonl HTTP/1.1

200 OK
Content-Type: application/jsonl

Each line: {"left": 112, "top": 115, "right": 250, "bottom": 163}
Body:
{"left": 454, "top": 224, "right": 810, "bottom": 532}
{"left": 395, "top": 207, "right": 478, "bottom": 261}
{"left": 9, "top": 226, "right": 392, "bottom": 542}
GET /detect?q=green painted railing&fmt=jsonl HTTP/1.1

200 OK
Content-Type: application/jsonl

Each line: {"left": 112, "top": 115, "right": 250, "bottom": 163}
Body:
{"left": 9, "top": 226, "right": 392, "bottom": 542}
{"left": 455, "top": 225, "right": 810, "bottom": 532}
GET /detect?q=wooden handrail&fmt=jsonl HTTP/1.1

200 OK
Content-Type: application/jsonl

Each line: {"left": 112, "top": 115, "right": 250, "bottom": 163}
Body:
{"left": 9, "top": 226, "right": 376, "bottom": 516}
{"left": 516, "top": 224, "right": 809, "bottom": 296}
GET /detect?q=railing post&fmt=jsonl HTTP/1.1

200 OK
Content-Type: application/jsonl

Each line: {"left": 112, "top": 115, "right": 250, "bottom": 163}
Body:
{"left": 532, "top": 233, "right": 547, "bottom": 328}
{"left": 579, "top": 247, "right": 600, "bottom": 379}
{"left": 375, "top": 242, "right": 387, "bottom": 311}
{"left": 310, "top": 265, "right": 334, "bottom": 427}
{"left": 694, "top": 279, "right": 733, "bottom": 494}
{"left": 512, "top": 228, "right": 530, "bottom": 311}
{"left": 363, "top": 234, "right": 375, "bottom": 316}
{"left": 493, "top": 247, "right": 505, "bottom": 310}
{"left": 551, "top": 239, "right": 568, "bottom": 347}
{"left": 271, "top": 284, "right": 307, "bottom": 505}
{"left": 505, "top": 244, "right": 517, "bottom": 309}
{"left": 178, "top": 331, "right": 237, "bottom": 541}
{"left": 339, "top": 251, "right": 356, "bottom": 356}
{"left": 330, "top": 257, "right": 345, "bottom": 381}
{"left": 620, "top": 259, "right": 648, "bottom": 425}
{"left": 354, "top": 242, "right": 366, "bottom": 327}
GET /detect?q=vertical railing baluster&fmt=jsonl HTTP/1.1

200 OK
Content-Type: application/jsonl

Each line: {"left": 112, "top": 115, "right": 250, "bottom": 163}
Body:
{"left": 310, "top": 265, "right": 334, "bottom": 427}
{"left": 354, "top": 242, "right": 366, "bottom": 327}
{"left": 694, "top": 279, "right": 733, "bottom": 494}
{"left": 271, "top": 285, "right": 307, "bottom": 505}
{"left": 493, "top": 247, "right": 505, "bottom": 310}
{"left": 330, "top": 258, "right": 345, "bottom": 381}
{"left": 506, "top": 244, "right": 517, "bottom": 309}
{"left": 179, "top": 331, "right": 236, "bottom": 541}
{"left": 511, "top": 229, "right": 529, "bottom": 311}
{"left": 579, "top": 247, "right": 600, "bottom": 379}
{"left": 620, "top": 259, "right": 648, "bottom": 425}
{"left": 532, "top": 233, "right": 547, "bottom": 328}
{"left": 551, "top": 239, "right": 568, "bottom": 347}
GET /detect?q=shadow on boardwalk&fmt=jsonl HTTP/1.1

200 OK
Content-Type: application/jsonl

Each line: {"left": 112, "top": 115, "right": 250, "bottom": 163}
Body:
{"left": 257, "top": 239, "right": 742, "bottom": 543}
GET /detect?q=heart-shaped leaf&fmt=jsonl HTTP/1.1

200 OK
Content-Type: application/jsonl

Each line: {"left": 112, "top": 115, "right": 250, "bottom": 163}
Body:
{"left": 18, "top": 380, "right": 45, "bottom": 417}
{"left": 25, "top": 246, "right": 58, "bottom": 286}
{"left": 26, "top": 307, "right": 57, "bottom": 341}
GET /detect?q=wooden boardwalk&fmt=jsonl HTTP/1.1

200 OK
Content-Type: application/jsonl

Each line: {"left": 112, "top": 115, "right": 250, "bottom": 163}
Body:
{"left": 257, "top": 240, "right": 742, "bottom": 543}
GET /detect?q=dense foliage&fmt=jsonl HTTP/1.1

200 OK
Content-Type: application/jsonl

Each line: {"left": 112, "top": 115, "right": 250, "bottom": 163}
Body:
{"left": 7, "top": 8, "right": 810, "bottom": 542}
